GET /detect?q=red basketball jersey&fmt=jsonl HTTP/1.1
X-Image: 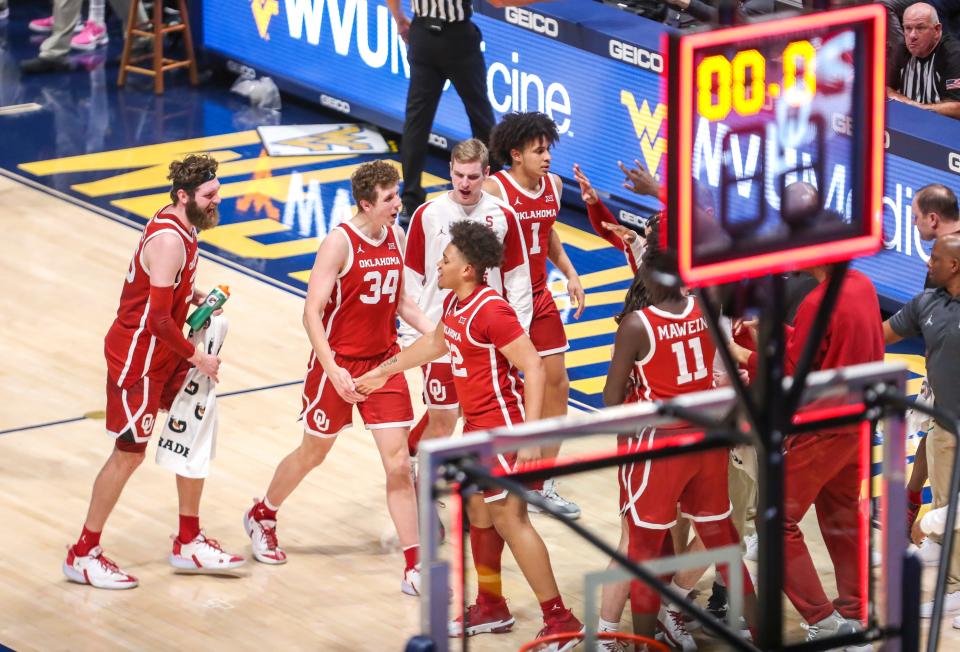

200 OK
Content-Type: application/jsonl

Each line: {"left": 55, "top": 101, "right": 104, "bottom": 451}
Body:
{"left": 323, "top": 221, "right": 404, "bottom": 358}
{"left": 489, "top": 171, "right": 560, "bottom": 294}
{"left": 633, "top": 297, "right": 715, "bottom": 401}
{"left": 441, "top": 286, "right": 526, "bottom": 431}
{"left": 105, "top": 209, "right": 199, "bottom": 387}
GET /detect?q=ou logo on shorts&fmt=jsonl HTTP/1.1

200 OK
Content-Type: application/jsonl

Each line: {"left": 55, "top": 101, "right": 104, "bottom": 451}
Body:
{"left": 428, "top": 379, "right": 447, "bottom": 402}
{"left": 141, "top": 413, "right": 155, "bottom": 435}
{"left": 313, "top": 409, "right": 330, "bottom": 431}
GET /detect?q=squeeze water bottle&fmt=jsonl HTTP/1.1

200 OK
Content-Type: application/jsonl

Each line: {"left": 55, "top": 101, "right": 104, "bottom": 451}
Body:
{"left": 187, "top": 285, "right": 230, "bottom": 330}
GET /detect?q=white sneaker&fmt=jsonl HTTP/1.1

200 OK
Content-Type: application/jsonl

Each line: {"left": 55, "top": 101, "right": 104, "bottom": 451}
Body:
{"left": 63, "top": 545, "right": 138, "bottom": 589}
{"left": 402, "top": 565, "right": 421, "bottom": 596}
{"left": 657, "top": 604, "right": 697, "bottom": 651}
{"left": 169, "top": 532, "right": 245, "bottom": 571}
{"left": 243, "top": 501, "right": 287, "bottom": 564}
{"left": 596, "top": 635, "right": 627, "bottom": 651}
{"left": 529, "top": 478, "right": 582, "bottom": 519}
{"left": 920, "top": 590, "right": 960, "bottom": 618}
{"left": 841, "top": 617, "right": 874, "bottom": 651}
{"left": 805, "top": 611, "right": 855, "bottom": 641}
{"left": 743, "top": 532, "right": 758, "bottom": 562}
{"left": 918, "top": 538, "right": 942, "bottom": 567}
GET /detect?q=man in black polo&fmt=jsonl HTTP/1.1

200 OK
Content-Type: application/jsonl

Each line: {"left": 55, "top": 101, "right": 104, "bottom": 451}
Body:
{"left": 885, "top": 232, "right": 960, "bottom": 618}
{"left": 386, "top": 0, "right": 544, "bottom": 219}
{"left": 887, "top": 2, "right": 960, "bottom": 119}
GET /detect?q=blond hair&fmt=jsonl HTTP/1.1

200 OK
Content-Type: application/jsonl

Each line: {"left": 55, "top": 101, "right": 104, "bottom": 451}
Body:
{"left": 451, "top": 138, "right": 489, "bottom": 169}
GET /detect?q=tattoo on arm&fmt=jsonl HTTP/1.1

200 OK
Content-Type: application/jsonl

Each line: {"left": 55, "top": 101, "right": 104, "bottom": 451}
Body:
{"left": 379, "top": 356, "right": 398, "bottom": 370}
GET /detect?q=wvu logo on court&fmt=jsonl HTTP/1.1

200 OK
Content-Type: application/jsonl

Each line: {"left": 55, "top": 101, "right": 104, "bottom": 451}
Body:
{"left": 620, "top": 91, "right": 667, "bottom": 178}
{"left": 252, "top": 0, "right": 279, "bottom": 40}
{"left": 276, "top": 125, "right": 376, "bottom": 154}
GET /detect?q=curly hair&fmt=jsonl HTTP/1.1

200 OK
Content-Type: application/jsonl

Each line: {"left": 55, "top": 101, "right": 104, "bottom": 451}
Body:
{"left": 488, "top": 112, "right": 559, "bottom": 168}
{"left": 350, "top": 160, "right": 400, "bottom": 207}
{"left": 168, "top": 154, "right": 219, "bottom": 202}
{"left": 449, "top": 220, "right": 503, "bottom": 282}
{"left": 614, "top": 214, "right": 660, "bottom": 324}
{"left": 639, "top": 224, "right": 683, "bottom": 302}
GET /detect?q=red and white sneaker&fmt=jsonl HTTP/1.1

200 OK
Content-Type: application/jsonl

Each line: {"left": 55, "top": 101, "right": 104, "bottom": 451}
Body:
{"left": 71, "top": 21, "right": 108, "bottom": 51}
{"left": 402, "top": 565, "right": 421, "bottom": 596}
{"left": 28, "top": 15, "right": 83, "bottom": 33}
{"left": 534, "top": 609, "right": 585, "bottom": 652}
{"left": 243, "top": 501, "right": 287, "bottom": 564}
{"left": 448, "top": 598, "right": 516, "bottom": 637}
{"left": 169, "top": 532, "right": 245, "bottom": 571}
{"left": 63, "top": 545, "right": 138, "bottom": 590}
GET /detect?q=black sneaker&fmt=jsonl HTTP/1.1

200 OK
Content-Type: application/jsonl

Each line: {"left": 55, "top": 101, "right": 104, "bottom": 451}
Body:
{"left": 19, "top": 56, "right": 71, "bottom": 74}
{"left": 706, "top": 581, "right": 728, "bottom": 621}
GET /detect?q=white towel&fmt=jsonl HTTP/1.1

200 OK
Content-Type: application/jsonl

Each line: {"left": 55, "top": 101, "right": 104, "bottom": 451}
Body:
{"left": 155, "top": 315, "right": 228, "bottom": 478}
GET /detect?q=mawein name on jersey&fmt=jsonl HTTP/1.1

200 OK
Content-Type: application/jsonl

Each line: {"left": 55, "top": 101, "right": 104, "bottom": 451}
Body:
{"left": 358, "top": 255, "right": 402, "bottom": 268}
{"left": 656, "top": 317, "right": 708, "bottom": 341}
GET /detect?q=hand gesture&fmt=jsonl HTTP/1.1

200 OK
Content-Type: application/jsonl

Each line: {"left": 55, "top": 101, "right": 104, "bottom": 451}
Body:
{"left": 190, "top": 349, "right": 221, "bottom": 383}
{"left": 911, "top": 519, "right": 925, "bottom": 546}
{"left": 572, "top": 163, "right": 598, "bottom": 205}
{"left": 601, "top": 221, "right": 638, "bottom": 245}
{"left": 617, "top": 159, "right": 660, "bottom": 197}
{"left": 354, "top": 368, "right": 388, "bottom": 395}
{"left": 329, "top": 364, "right": 367, "bottom": 404}
{"left": 395, "top": 13, "right": 411, "bottom": 42}
{"left": 567, "top": 276, "right": 586, "bottom": 320}
{"left": 733, "top": 317, "right": 759, "bottom": 344}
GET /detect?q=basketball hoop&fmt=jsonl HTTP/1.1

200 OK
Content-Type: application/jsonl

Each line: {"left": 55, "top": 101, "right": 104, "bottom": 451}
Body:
{"left": 518, "top": 632, "right": 670, "bottom": 652}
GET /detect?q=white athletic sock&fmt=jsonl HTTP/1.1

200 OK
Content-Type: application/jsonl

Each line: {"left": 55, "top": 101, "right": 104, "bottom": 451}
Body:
{"left": 88, "top": 0, "right": 105, "bottom": 25}
{"left": 263, "top": 496, "right": 280, "bottom": 512}
{"left": 668, "top": 579, "right": 692, "bottom": 607}
{"left": 597, "top": 617, "right": 620, "bottom": 633}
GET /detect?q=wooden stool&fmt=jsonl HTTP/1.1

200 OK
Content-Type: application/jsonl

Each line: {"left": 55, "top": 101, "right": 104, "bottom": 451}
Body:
{"left": 118, "top": 0, "right": 199, "bottom": 95}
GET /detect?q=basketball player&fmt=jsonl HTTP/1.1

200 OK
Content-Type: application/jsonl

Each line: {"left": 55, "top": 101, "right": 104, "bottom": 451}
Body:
{"left": 402, "top": 138, "right": 533, "bottom": 457}
{"left": 357, "top": 221, "right": 584, "bottom": 649}
{"left": 243, "top": 161, "right": 435, "bottom": 596}
{"left": 484, "top": 112, "right": 584, "bottom": 519}
{"left": 604, "top": 242, "right": 759, "bottom": 647}
{"left": 63, "top": 154, "right": 244, "bottom": 590}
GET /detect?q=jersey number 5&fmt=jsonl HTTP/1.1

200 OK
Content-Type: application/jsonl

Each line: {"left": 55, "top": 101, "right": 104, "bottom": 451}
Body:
{"left": 671, "top": 338, "right": 707, "bottom": 385}
{"left": 359, "top": 269, "right": 399, "bottom": 304}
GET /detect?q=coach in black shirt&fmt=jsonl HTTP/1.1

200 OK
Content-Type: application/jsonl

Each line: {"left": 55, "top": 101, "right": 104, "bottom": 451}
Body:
{"left": 888, "top": 2, "right": 960, "bottom": 119}
{"left": 387, "top": 0, "right": 543, "bottom": 218}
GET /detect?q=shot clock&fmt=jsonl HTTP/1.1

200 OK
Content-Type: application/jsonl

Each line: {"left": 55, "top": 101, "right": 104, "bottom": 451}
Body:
{"left": 663, "top": 5, "right": 887, "bottom": 286}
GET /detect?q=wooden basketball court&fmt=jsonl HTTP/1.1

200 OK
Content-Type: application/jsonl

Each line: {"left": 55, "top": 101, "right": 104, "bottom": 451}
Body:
{"left": 2, "top": 174, "right": 956, "bottom": 650}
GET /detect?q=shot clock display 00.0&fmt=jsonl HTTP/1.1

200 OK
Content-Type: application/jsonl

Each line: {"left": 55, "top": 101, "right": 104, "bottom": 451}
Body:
{"left": 664, "top": 5, "right": 886, "bottom": 287}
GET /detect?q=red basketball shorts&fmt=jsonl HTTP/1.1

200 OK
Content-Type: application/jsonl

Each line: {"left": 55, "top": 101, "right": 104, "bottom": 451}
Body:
{"left": 301, "top": 343, "right": 414, "bottom": 438}
{"left": 529, "top": 289, "right": 569, "bottom": 357}
{"left": 619, "top": 427, "right": 732, "bottom": 529}
{"left": 106, "top": 357, "right": 190, "bottom": 452}
{"left": 420, "top": 361, "right": 459, "bottom": 409}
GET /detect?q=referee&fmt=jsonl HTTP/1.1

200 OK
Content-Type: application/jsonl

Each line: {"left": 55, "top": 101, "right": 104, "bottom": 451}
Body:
{"left": 387, "top": 0, "right": 543, "bottom": 220}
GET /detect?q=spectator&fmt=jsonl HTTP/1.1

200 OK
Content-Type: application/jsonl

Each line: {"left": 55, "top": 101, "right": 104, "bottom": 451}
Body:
{"left": 884, "top": 0, "right": 960, "bottom": 62}
{"left": 885, "top": 232, "right": 960, "bottom": 618}
{"left": 20, "top": 0, "right": 147, "bottom": 74}
{"left": 386, "top": 0, "right": 544, "bottom": 220}
{"left": 887, "top": 3, "right": 960, "bottom": 118}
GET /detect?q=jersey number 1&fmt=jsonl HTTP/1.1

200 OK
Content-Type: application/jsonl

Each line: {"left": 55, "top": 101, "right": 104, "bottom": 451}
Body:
{"left": 671, "top": 338, "right": 707, "bottom": 385}
{"left": 529, "top": 222, "right": 541, "bottom": 255}
{"left": 359, "top": 269, "right": 399, "bottom": 304}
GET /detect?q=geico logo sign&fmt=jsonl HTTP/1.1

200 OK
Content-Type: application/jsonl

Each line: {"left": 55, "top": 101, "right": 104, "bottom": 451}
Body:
{"left": 949, "top": 152, "right": 960, "bottom": 173}
{"left": 608, "top": 40, "right": 663, "bottom": 73}
{"left": 320, "top": 94, "right": 351, "bottom": 113}
{"left": 831, "top": 113, "right": 891, "bottom": 148}
{"left": 618, "top": 210, "right": 647, "bottom": 228}
{"left": 428, "top": 133, "right": 448, "bottom": 148}
{"left": 504, "top": 7, "right": 559, "bottom": 38}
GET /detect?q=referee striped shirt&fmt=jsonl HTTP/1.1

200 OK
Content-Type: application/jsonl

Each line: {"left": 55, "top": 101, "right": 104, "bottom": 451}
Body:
{"left": 412, "top": 0, "right": 472, "bottom": 22}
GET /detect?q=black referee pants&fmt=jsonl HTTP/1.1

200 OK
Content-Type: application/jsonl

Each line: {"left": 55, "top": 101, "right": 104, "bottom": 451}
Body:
{"left": 400, "top": 18, "right": 495, "bottom": 213}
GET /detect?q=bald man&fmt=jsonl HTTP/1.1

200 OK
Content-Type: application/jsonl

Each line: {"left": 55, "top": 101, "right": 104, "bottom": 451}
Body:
{"left": 888, "top": 2, "right": 960, "bottom": 118}
{"left": 885, "top": 233, "right": 960, "bottom": 618}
